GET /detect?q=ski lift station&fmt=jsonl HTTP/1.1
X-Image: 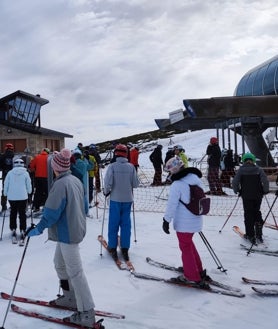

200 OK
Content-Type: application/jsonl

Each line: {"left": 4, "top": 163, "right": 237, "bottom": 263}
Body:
{"left": 155, "top": 54, "right": 278, "bottom": 168}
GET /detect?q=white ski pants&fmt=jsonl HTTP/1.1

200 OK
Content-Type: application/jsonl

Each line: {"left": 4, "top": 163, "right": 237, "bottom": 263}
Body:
{"left": 53, "top": 242, "right": 95, "bottom": 312}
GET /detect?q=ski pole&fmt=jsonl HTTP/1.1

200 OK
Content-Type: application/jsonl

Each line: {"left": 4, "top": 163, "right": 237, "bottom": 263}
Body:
{"left": 100, "top": 196, "right": 107, "bottom": 256}
{"left": 132, "top": 201, "right": 137, "bottom": 243}
{"left": 199, "top": 231, "right": 227, "bottom": 273}
{"left": 0, "top": 224, "right": 35, "bottom": 329}
{"left": 0, "top": 209, "right": 6, "bottom": 241}
{"left": 95, "top": 189, "right": 99, "bottom": 219}
{"left": 219, "top": 195, "right": 240, "bottom": 233}
{"left": 155, "top": 184, "right": 167, "bottom": 202}
{"left": 138, "top": 167, "right": 151, "bottom": 185}
{"left": 264, "top": 194, "right": 278, "bottom": 227}
{"left": 246, "top": 193, "right": 278, "bottom": 256}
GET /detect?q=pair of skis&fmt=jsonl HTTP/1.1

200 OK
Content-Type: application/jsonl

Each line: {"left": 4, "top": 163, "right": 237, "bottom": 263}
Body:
{"left": 264, "top": 222, "right": 278, "bottom": 230}
{"left": 242, "top": 277, "right": 278, "bottom": 296}
{"left": 134, "top": 257, "right": 278, "bottom": 297}
{"left": 98, "top": 235, "right": 135, "bottom": 271}
{"left": 131, "top": 257, "right": 245, "bottom": 298}
{"left": 233, "top": 225, "right": 278, "bottom": 257}
{"left": 1, "top": 292, "right": 124, "bottom": 329}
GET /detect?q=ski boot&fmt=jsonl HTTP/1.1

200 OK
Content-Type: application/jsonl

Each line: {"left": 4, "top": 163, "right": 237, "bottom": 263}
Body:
{"left": 50, "top": 280, "right": 77, "bottom": 309}
{"left": 121, "top": 248, "right": 129, "bottom": 261}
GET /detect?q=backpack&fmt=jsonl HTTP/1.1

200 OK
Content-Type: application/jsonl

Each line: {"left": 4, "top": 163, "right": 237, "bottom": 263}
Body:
{"left": 179, "top": 185, "right": 210, "bottom": 215}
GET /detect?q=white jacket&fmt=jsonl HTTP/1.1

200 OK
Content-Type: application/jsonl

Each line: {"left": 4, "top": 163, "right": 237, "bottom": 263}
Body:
{"left": 4, "top": 167, "right": 32, "bottom": 201}
{"left": 164, "top": 173, "right": 203, "bottom": 233}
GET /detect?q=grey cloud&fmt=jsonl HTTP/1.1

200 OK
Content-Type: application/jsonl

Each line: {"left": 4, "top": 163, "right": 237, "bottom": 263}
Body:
{"left": 0, "top": 0, "right": 277, "bottom": 146}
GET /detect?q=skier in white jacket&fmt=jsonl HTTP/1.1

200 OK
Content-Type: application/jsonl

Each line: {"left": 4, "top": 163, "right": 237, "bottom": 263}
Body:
{"left": 3, "top": 158, "right": 32, "bottom": 241}
{"left": 163, "top": 157, "right": 209, "bottom": 287}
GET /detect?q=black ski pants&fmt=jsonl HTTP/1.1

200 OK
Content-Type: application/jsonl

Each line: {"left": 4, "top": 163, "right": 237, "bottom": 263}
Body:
{"left": 9, "top": 199, "right": 28, "bottom": 232}
{"left": 242, "top": 198, "right": 263, "bottom": 238}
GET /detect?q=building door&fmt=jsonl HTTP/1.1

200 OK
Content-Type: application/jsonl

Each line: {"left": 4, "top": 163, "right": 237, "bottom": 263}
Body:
{"left": 1, "top": 139, "right": 27, "bottom": 153}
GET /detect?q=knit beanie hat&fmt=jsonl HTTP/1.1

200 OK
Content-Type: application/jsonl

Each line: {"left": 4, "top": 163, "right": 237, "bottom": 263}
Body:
{"left": 51, "top": 148, "right": 71, "bottom": 172}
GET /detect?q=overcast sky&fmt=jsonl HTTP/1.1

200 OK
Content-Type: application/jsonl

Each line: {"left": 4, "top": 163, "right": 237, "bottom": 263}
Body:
{"left": 0, "top": 0, "right": 277, "bottom": 149}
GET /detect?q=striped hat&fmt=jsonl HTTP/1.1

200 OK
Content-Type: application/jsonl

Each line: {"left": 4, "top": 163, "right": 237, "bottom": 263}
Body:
{"left": 51, "top": 148, "right": 71, "bottom": 172}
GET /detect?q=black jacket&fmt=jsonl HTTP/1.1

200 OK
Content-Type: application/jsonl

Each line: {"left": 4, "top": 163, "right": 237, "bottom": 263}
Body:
{"left": 149, "top": 147, "right": 163, "bottom": 169}
{"left": 206, "top": 144, "right": 221, "bottom": 167}
{"left": 0, "top": 149, "right": 14, "bottom": 176}
{"left": 232, "top": 163, "right": 269, "bottom": 199}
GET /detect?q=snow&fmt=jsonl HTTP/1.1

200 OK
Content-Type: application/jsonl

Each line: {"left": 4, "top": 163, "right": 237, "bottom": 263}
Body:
{"left": 1, "top": 129, "right": 278, "bottom": 329}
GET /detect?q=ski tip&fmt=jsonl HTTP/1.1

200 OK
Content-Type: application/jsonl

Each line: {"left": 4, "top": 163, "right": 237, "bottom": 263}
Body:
{"left": 146, "top": 257, "right": 150, "bottom": 262}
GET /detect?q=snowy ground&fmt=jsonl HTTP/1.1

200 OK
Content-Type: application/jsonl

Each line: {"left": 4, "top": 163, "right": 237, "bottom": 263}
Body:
{"left": 0, "top": 208, "right": 278, "bottom": 329}
{"left": 0, "top": 129, "right": 278, "bottom": 329}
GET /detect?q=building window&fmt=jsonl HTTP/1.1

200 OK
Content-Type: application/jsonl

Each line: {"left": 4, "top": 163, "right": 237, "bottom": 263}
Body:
{"left": 8, "top": 96, "right": 41, "bottom": 125}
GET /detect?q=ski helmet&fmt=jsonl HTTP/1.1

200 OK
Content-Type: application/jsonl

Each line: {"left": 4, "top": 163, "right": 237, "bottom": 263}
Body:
{"left": 174, "top": 144, "right": 184, "bottom": 151}
{"left": 165, "top": 157, "right": 184, "bottom": 174}
{"left": 115, "top": 144, "right": 128, "bottom": 157}
{"left": 210, "top": 137, "right": 218, "bottom": 145}
{"left": 73, "top": 148, "right": 82, "bottom": 155}
{"left": 5, "top": 143, "right": 14, "bottom": 150}
{"left": 242, "top": 152, "right": 256, "bottom": 163}
{"left": 13, "top": 158, "right": 24, "bottom": 167}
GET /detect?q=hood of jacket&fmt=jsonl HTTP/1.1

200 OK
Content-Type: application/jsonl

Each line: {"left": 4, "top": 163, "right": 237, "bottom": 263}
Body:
{"left": 170, "top": 167, "right": 202, "bottom": 182}
{"left": 11, "top": 167, "right": 27, "bottom": 176}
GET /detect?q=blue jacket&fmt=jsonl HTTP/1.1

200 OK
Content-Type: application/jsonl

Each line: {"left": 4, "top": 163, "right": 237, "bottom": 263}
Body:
{"left": 4, "top": 167, "right": 32, "bottom": 201}
{"left": 36, "top": 172, "right": 87, "bottom": 244}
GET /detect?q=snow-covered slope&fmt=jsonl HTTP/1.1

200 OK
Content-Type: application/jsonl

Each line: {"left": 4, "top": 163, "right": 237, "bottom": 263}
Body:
{"left": 0, "top": 129, "right": 277, "bottom": 329}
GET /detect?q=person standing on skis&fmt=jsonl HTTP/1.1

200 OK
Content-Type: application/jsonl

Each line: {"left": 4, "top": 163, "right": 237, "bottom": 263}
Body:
{"left": 3, "top": 158, "right": 32, "bottom": 243}
{"left": 206, "top": 137, "right": 226, "bottom": 195}
{"left": 27, "top": 148, "right": 104, "bottom": 329}
{"left": 103, "top": 144, "right": 138, "bottom": 262}
{"left": 232, "top": 152, "right": 269, "bottom": 244}
{"left": 162, "top": 157, "right": 210, "bottom": 288}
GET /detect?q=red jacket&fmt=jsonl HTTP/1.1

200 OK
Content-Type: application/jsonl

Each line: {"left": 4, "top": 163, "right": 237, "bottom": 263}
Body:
{"left": 29, "top": 151, "right": 49, "bottom": 178}
{"left": 129, "top": 148, "right": 139, "bottom": 166}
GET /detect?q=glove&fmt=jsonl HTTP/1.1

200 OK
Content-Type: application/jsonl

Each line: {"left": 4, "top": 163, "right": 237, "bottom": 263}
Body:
{"left": 276, "top": 190, "right": 278, "bottom": 196}
{"left": 26, "top": 226, "right": 42, "bottom": 237}
{"left": 162, "top": 218, "right": 170, "bottom": 234}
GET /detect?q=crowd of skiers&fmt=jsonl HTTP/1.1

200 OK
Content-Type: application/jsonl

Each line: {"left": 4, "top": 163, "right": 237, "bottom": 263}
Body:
{"left": 0, "top": 138, "right": 275, "bottom": 328}
{"left": 0, "top": 143, "right": 103, "bottom": 240}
